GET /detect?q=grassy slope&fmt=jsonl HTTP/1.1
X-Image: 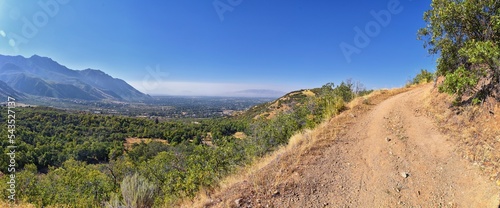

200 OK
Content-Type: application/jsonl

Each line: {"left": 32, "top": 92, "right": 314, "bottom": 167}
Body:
{"left": 422, "top": 84, "right": 500, "bottom": 186}
{"left": 240, "top": 88, "right": 320, "bottom": 120}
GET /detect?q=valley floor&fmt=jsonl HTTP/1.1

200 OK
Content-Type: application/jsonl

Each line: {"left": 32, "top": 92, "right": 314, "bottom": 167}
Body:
{"left": 193, "top": 85, "right": 500, "bottom": 208}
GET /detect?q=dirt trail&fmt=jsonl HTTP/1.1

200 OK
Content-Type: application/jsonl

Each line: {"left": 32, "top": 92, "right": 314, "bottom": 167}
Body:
{"left": 202, "top": 85, "right": 499, "bottom": 208}
{"left": 340, "top": 85, "right": 499, "bottom": 207}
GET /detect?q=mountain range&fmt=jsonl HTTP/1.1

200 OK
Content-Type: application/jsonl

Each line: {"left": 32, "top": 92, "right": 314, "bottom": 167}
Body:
{"left": 0, "top": 54, "right": 149, "bottom": 102}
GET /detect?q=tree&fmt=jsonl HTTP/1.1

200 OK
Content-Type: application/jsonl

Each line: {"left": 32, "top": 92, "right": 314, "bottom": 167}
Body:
{"left": 418, "top": 0, "right": 500, "bottom": 102}
{"left": 35, "top": 159, "right": 114, "bottom": 207}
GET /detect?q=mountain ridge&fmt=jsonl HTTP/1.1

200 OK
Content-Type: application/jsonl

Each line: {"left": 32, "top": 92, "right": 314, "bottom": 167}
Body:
{"left": 0, "top": 54, "right": 149, "bottom": 102}
{"left": 0, "top": 80, "right": 25, "bottom": 101}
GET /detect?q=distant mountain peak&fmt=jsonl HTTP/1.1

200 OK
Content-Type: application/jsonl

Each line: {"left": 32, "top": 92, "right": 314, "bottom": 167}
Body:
{"left": 81, "top": 68, "right": 110, "bottom": 76}
{"left": 29, "top": 54, "right": 55, "bottom": 62}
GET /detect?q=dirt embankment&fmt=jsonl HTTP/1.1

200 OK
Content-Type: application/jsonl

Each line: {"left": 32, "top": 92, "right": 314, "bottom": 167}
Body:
{"left": 187, "top": 85, "right": 500, "bottom": 208}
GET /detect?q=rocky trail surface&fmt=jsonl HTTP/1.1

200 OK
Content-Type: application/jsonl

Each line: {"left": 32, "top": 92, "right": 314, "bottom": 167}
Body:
{"left": 201, "top": 85, "right": 500, "bottom": 208}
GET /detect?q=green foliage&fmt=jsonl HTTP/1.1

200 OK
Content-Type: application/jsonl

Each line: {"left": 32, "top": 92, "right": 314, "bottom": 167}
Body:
{"left": 7, "top": 164, "right": 38, "bottom": 204}
{"left": 1, "top": 160, "right": 114, "bottom": 207}
{"left": 418, "top": 0, "right": 500, "bottom": 101}
{"left": 315, "top": 81, "right": 362, "bottom": 120}
{"left": 0, "top": 107, "right": 212, "bottom": 172}
{"left": 333, "top": 82, "right": 355, "bottom": 103}
{"left": 410, "top": 69, "right": 434, "bottom": 85}
{"left": 127, "top": 141, "right": 170, "bottom": 163}
{"left": 138, "top": 151, "right": 184, "bottom": 198}
{"left": 459, "top": 40, "right": 500, "bottom": 65}
{"left": 439, "top": 66, "right": 479, "bottom": 98}
{"left": 472, "top": 97, "right": 482, "bottom": 105}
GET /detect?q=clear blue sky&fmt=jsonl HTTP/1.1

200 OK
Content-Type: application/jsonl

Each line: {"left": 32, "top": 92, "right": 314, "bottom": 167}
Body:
{"left": 0, "top": 0, "right": 436, "bottom": 96}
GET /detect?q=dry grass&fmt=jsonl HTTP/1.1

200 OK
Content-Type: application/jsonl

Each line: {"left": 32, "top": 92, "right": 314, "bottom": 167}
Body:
{"left": 0, "top": 201, "right": 36, "bottom": 208}
{"left": 422, "top": 85, "right": 500, "bottom": 187}
{"left": 254, "top": 90, "right": 317, "bottom": 120}
{"left": 0, "top": 198, "right": 113, "bottom": 207}
{"left": 181, "top": 86, "right": 413, "bottom": 208}
{"left": 233, "top": 132, "right": 247, "bottom": 139}
{"left": 302, "top": 90, "right": 316, "bottom": 97}
{"left": 124, "top": 137, "right": 168, "bottom": 150}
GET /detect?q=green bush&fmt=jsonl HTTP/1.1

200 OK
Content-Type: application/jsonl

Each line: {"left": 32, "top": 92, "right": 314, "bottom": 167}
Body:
{"left": 9, "top": 159, "right": 114, "bottom": 207}
{"left": 439, "top": 66, "right": 479, "bottom": 99}
{"left": 411, "top": 69, "right": 434, "bottom": 85}
{"left": 333, "top": 82, "right": 355, "bottom": 102}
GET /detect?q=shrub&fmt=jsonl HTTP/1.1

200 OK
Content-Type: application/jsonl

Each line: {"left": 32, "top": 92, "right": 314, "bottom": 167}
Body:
{"left": 411, "top": 69, "right": 434, "bottom": 85}
{"left": 35, "top": 160, "right": 113, "bottom": 207}
{"left": 121, "top": 173, "right": 157, "bottom": 208}
{"left": 439, "top": 66, "right": 479, "bottom": 99}
{"left": 333, "top": 82, "right": 355, "bottom": 102}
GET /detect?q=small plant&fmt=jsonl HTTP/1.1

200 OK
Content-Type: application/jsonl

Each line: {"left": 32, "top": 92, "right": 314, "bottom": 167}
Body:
{"left": 362, "top": 97, "right": 371, "bottom": 105}
{"left": 121, "top": 173, "right": 157, "bottom": 208}
{"left": 471, "top": 98, "right": 482, "bottom": 105}
{"left": 105, "top": 193, "right": 122, "bottom": 208}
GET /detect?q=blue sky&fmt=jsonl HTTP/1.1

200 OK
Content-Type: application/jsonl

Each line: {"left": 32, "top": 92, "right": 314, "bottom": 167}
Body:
{"left": 0, "top": 0, "right": 436, "bottom": 96}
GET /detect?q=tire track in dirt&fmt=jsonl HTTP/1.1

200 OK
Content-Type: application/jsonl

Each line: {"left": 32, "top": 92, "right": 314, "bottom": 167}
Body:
{"left": 346, "top": 85, "right": 499, "bottom": 207}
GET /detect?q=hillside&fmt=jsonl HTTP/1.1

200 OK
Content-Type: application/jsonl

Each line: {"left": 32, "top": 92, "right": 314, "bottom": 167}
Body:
{"left": 0, "top": 55, "right": 149, "bottom": 102}
{"left": 0, "top": 80, "right": 24, "bottom": 101}
{"left": 241, "top": 89, "right": 320, "bottom": 120}
{"left": 0, "top": 81, "right": 362, "bottom": 207}
{"left": 188, "top": 84, "right": 500, "bottom": 207}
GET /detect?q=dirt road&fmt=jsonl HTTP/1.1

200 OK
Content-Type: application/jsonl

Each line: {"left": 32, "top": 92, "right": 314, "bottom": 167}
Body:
{"left": 203, "top": 85, "right": 500, "bottom": 208}
{"left": 337, "top": 85, "right": 499, "bottom": 207}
